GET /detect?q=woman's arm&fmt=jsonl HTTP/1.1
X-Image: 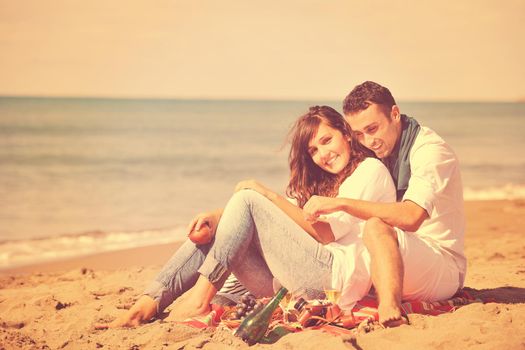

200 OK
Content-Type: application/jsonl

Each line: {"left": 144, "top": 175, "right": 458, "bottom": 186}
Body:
{"left": 235, "top": 180, "right": 335, "bottom": 244}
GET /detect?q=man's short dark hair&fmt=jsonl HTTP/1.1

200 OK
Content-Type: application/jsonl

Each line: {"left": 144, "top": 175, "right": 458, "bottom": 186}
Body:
{"left": 342, "top": 81, "right": 397, "bottom": 116}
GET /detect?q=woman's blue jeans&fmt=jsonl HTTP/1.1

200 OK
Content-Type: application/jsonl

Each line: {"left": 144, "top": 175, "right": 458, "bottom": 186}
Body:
{"left": 144, "top": 190, "right": 333, "bottom": 313}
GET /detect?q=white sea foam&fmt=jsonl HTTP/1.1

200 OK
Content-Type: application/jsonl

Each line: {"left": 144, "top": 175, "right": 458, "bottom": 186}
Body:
{"left": 463, "top": 183, "right": 525, "bottom": 200}
{"left": 0, "top": 227, "right": 187, "bottom": 270}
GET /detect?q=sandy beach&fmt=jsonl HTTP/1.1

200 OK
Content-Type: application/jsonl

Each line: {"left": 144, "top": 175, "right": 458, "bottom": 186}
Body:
{"left": 1, "top": 200, "right": 524, "bottom": 350}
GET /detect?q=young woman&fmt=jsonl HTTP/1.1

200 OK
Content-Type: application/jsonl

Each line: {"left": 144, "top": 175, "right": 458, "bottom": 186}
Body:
{"left": 96, "top": 106, "right": 396, "bottom": 328}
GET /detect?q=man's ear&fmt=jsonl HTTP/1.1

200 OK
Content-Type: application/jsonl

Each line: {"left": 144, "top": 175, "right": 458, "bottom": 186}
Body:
{"left": 391, "top": 105, "right": 401, "bottom": 121}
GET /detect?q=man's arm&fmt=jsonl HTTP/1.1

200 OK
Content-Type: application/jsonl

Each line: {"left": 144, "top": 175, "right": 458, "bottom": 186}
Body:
{"left": 304, "top": 196, "right": 428, "bottom": 232}
{"left": 304, "top": 131, "right": 462, "bottom": 232}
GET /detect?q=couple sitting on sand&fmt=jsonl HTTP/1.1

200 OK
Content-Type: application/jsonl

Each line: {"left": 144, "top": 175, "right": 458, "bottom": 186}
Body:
{"left": 96, "top": 81, "right": 466, "bottom": 329}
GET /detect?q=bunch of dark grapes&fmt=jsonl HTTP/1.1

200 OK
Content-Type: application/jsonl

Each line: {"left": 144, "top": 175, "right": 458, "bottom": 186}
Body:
{"left": 234, "top": 294, "right": 263, "bottom": 320}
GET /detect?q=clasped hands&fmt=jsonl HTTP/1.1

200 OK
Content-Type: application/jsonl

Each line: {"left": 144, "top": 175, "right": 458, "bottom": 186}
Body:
{"left": 302, "top": 195, "right": 341, "bottom": 222}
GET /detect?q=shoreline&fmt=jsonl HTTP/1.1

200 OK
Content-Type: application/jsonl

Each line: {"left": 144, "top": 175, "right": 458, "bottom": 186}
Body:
{"left": 1, "top": 199, "right": 523, "bottom": 277}
{"left": 0, "top": 241, "right": 183, "bottom": 275}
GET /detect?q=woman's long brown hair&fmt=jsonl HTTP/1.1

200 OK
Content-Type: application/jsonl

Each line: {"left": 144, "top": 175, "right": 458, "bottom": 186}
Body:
{"left": 286, "top": 106, "right": 371, "bottom": 208}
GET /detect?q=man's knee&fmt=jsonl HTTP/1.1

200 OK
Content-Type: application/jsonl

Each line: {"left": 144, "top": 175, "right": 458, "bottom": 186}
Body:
{"left": 362, "top": 217, "right": 398, "bottom": 248}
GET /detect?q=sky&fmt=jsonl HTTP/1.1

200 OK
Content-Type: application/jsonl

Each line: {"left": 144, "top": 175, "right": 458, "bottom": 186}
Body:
{"left": 0, "top": 0, "right": 524, "bottom": 101}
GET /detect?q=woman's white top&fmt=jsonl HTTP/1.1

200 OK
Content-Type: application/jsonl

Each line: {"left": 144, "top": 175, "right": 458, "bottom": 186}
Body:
{"left": 324, "top": 157, "right": 396, "bottom": 310}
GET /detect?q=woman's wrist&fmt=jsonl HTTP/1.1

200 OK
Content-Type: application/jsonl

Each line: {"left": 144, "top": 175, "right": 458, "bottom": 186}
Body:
{"left": 338, "top": 198, "right": 351, "bottom": 213}
{"left": 213, "top": 208, "right": 223, "bottom": 221}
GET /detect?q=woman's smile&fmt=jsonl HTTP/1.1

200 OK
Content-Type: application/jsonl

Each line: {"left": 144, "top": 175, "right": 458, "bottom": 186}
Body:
{"left": 324, "top": 154, "right": 339, "bottom": 167}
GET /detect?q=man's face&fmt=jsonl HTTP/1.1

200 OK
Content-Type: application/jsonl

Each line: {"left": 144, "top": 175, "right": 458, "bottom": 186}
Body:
{"left": 345, "top": 103, "right": 401, "bottom": 159}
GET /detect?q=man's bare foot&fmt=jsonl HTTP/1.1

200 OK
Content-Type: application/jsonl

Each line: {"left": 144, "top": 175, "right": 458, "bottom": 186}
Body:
{"left": 357, "top": 318, "right": 385, "bottom": 334}
{"left": 94, "top": 295, "right": 158, "bottom": 329}
{"left": 378, "top": 303, "right": 409, "bottom": 328}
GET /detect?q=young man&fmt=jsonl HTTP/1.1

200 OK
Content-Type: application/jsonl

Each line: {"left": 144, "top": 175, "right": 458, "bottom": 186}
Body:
{"left": 303, "top": 81, "right": 466, "bottom": 327}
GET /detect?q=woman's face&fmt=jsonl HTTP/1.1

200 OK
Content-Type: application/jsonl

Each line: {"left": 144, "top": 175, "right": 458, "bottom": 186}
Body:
{"left": 307, "top": 121, "right": 351, "bottom": 175}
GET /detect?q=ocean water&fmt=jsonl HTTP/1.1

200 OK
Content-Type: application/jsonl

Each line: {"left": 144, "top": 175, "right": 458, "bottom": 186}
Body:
{"left": 1, "top": 98, "right": 524, "bottom": 269}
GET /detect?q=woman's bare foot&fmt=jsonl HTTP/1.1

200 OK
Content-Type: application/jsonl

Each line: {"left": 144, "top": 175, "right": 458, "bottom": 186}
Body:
{"left": 164, "top": 298, "right": 211, "bottom": 322}
{"left": 94, "top": 295, "right": 158, "bottom": 329}
{"left": 164, "top": 275, "right": 218, "bottom": 322}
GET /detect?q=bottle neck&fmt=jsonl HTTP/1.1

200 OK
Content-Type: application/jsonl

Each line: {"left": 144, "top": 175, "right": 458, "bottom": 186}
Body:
{"left": 269, "top": 287, "right": 288, "bottom": 306}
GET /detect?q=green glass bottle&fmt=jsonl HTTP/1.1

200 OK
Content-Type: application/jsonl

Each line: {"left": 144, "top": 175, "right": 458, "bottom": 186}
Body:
{"left": 234, "top": 287, "right": 288, "bottom": 345}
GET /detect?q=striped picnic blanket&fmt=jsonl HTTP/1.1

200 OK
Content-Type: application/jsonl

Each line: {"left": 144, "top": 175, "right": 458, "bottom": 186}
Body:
{"left": 178, "top": 289, "right": 483, "bottom": 332}
{"left": 349, "top": 289, "right": 482, "bottom": 326}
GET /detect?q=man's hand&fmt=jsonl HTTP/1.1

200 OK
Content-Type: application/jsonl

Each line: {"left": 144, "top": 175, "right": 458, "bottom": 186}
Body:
{"left": 303, "top": 195, "right": 342, "bottom": 222}
{"left": 234, "top": 179, "right": 272, "bottom": 198}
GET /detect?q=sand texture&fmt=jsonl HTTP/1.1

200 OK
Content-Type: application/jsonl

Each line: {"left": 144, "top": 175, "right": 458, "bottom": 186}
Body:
{"left": 1, "top": 200, "right": 524, "bottom": 350}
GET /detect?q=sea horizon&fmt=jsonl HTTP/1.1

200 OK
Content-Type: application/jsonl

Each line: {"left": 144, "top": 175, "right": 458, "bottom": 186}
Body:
{"left": 2, "top": 94, "right": 524, "bottom": 104}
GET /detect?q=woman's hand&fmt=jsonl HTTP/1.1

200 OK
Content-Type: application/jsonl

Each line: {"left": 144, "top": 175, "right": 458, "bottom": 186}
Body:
{"left": 303, "top": 195, "right": 342, "bottom": 222}
{"left": 187, "top": 210, "right": 221, "bottom": 237}
{"left": 234, "top": 179, "right": 272, "bottom": 198}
